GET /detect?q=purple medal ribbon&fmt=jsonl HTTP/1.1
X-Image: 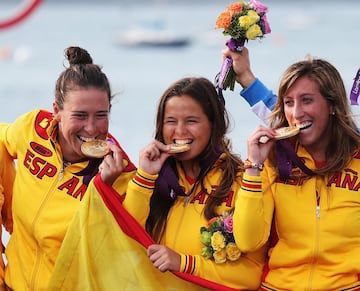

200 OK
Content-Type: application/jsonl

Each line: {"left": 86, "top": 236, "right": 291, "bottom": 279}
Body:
{"left": 156, "top": 160, "right": 185, "bottom": 200}
{"left": 350, "top": 68, "right": 360, "bottom": 105}
{"left": 75, "top": 158, "right": 103, "bottom": 186}
{"left": 276, "top": 139, "right": 314, "bottom": 180}
{"left": 156, "top": 149, "right": 221, "bottom": 201}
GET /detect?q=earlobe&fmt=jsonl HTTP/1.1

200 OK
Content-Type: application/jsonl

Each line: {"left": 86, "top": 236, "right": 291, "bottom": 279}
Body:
{"left": 53, "top": 101, "right": 59, "bottom": 113}
{"left": 330, "top": 107, "right": 335, "bottom": 116}
{"left": 53, "top": 102, "right": 61, "bottom": 121}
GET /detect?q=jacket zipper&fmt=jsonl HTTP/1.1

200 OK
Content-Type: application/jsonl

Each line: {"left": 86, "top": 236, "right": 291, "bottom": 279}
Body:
{"left": 169, "top": 200, "right": 187, "bottom": 249}
{"left": 308, "top": 190, "right": 321, "bottom": 290}
{"left": 30, "top": 167, "right": 64, "bottom": 290}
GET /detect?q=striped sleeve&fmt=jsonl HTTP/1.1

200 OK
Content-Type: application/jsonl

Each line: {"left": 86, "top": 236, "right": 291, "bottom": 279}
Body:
{"left": 123, "top": 169, "right": 158, "bottom": 227}
{"left": 241, "top": 173, "right": 262, "bottom": 193}
{"left": 132, "top": 168, "right": 158, "bottom": 190}
{"left": 179, "top": 254, "right": 196, "bottom": 275}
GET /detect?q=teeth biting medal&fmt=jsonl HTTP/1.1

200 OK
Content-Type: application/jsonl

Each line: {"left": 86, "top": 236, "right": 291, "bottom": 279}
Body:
{"left": 259, "top": 126, "right": 300, "bottom": 143}
{"left": 168, "top": 143, "right": 190, "bottom": 154}
{"left": 81, "top": 140, "right": 109, "bottom": 158}
{"left": 274, "top": 126, "right": 300, "bottom": 140}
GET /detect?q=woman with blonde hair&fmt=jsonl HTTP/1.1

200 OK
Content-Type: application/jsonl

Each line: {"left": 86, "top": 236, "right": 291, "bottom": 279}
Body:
{"left": 234, "top": 56, "right": 360, "bottom": 291}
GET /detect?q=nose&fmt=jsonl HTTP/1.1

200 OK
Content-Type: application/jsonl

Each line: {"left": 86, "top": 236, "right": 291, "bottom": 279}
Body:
{"left": 175, "top": 121, "right": 187, "bottom": 135}
{"left": 84, "top": 117, "right": 97, "bottom": 135}
{"left": 292, "top": 101, "right": 305, "bottom": 120}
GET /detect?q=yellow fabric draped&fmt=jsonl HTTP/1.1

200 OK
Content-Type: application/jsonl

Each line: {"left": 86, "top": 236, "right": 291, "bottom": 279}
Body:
{"left": 48, "top": 175, "right": 237, "bottom": 291}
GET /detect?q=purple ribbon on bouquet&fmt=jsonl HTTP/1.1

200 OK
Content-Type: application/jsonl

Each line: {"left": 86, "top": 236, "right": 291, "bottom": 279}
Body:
{"left": 216, "top": 38, "right": 245, "bottom": 91}
{"left": 276, "top": 139, "right": 314, "bottom": 180}
{"left": 350, "top": 68, "right": 360, "bottom": 105}
{"left": 226, "top": 38, "right": 245, "bottom": 52}
{"left": 217, "top": 57, "right": 233, "bottom": 90}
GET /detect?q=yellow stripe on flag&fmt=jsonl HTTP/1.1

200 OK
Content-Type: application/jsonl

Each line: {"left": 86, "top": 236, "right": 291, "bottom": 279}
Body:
{"left": 47, "top": 175, "right": 231, "bottom": 291}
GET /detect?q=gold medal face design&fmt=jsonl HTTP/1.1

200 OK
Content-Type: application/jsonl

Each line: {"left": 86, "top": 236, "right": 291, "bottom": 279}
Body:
{"left": 274, "top": 126, "right": 300, "bottom": 140}
{"left": 81, "top": 140, "right": 109, "bottom": 158}
{"left": 168, "top": 143, "right": 190, "bottom": 154}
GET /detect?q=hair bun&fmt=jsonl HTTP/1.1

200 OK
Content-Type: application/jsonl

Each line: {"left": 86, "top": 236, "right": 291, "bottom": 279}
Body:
{"left": 65, "top": 46, "right": 93, "bottom": 66}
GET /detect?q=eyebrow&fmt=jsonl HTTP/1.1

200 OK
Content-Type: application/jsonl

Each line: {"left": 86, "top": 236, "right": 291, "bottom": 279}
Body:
{"left": 71, "top": 110, "right": 109, "bottom": 113}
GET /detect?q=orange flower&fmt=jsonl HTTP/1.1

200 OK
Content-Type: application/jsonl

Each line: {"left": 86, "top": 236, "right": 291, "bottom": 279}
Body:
{"left": 215, "top": 11, "right": 232, "bottom": 30}
{"left": 227, "top": 2, "right": 243, "bottom": 15}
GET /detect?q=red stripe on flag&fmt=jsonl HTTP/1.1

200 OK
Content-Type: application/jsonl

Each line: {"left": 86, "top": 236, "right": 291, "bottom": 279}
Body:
{"left": 93, "top": 174, "right": 241, "bottom": 291}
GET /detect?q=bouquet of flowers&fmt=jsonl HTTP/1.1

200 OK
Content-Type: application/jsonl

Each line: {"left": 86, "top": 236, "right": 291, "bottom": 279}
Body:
{"left": 200, "top": 211, "right": 241, "bottom": 264}
{"left": 215, "top": 0, "right": 271, "bottom": 92}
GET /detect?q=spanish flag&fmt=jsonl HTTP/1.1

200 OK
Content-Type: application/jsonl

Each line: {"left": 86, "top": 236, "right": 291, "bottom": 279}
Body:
{"left": 47, "top": 175, "right": 239, "bottom": 291}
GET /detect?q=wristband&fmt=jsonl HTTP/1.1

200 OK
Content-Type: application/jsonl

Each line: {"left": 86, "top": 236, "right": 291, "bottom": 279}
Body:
{"left": 244, "top": 158, "right": 264, "bottom": 171}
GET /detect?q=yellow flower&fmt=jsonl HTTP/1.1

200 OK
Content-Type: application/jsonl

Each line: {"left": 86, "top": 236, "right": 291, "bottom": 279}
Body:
{"left": 226, "top": 242, "right": 242, "bottom": 261}
{"left": 238, "top": 15, "right": 251, "bottom": 29}
{"left": 213, "top": 248, "right": 227, "bottom": 264}
{"left": 246, "top": 24, "right": 263, "bottom": 40}
{"left": 247, "top": 10, "right": 260, "bottom": 26}
{"left": 211, "top": 231, "right": 226, "bottom": 251}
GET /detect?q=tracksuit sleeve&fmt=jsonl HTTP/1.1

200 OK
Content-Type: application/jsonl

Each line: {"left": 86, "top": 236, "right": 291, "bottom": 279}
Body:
{"left": 233, "top": 173, "right": 274, "bottom": 252}
{"left": 122, "top": 169, "right": 158, "bottom": 228}
{"left": 240, "top": 78, "right": 277, "bottom": 125}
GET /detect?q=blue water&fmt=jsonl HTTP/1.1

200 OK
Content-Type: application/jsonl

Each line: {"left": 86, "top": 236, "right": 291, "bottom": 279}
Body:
{"left": 1, "top": 0, "right": 360, "bottom": 161}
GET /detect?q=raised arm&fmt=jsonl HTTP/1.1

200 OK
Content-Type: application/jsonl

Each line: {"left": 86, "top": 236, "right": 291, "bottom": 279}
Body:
{"left": 223, "top": 47, "right": 277, "bottom": 124}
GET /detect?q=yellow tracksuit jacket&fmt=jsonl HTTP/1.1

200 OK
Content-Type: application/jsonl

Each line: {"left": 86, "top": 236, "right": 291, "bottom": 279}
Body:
{"left": 0, "top": 142, "right": 15, "bottom": 290}
{"left": 234, "top": 144, "right": 360, "bottom": 291}
{"left": 124, "top": 154, "right": 268, "bottom": 290}
{"left": 0, "top": 109, "right": 136, "bottom": 291}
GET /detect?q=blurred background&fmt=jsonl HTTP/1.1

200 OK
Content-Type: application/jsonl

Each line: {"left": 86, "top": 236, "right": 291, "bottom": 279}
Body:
{"left": 1, "top": 0, "right": 360, "bottom": 161}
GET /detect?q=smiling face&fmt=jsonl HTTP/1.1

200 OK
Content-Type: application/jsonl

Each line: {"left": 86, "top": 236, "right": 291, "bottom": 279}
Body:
{"left": 283, "top": 76, "right": 333, "bottom": 160}
{"left": 163, "top": 95, "right": 212, "bottom": 164}
{"left": 53, "top": 88, "right": 110, "bottom": 163}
